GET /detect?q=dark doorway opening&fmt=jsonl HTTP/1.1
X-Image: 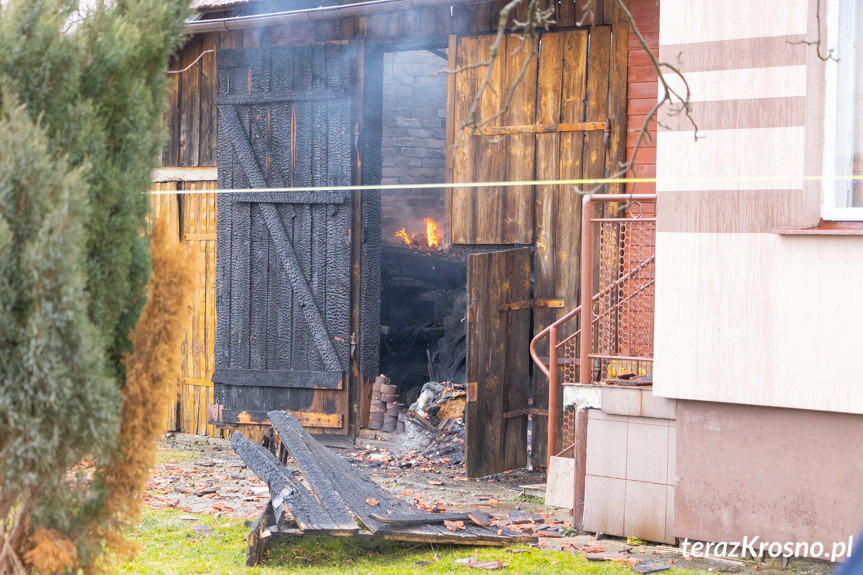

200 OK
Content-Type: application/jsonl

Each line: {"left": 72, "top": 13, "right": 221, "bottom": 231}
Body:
{"left": 377, "top": 46, "right": 468, "bottom": 408}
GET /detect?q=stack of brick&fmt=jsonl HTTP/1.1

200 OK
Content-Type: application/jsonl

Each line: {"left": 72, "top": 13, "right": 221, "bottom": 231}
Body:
{"left": 369, "top": 375, "right": 403, "bottom": 432}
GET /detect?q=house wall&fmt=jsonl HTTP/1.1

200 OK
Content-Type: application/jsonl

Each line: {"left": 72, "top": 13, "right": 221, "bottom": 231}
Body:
{"left": 675, "top": 401, "right": 863, "bottom": 553}
{"left": 652, "top": 0, "right": 863, "bottom": 546}
{"left": 652, "top": 0, "right": 863, "bottom": 414}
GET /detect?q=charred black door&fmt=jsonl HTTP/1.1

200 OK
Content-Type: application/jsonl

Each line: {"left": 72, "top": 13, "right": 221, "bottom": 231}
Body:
{"left": 212, "top": 44, "right": 357, "bottom": 434}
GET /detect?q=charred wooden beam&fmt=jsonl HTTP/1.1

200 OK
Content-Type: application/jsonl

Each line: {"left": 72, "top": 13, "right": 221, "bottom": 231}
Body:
{"left": 213, "top": 368, "right": 343, "bottom": 389}
{"left": 230, "top": 431, "right": 358, "bottom": 534}
{"left": 223, "top": 409, "right": 343, "bottom": 428}
{"left": 266, "top": 411, "right": 537, "bottom": 545}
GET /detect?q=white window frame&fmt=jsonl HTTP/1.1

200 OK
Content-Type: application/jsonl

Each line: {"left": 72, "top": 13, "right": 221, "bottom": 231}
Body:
{"left": 821, "top": 0, "right": 863, "bottom": 220}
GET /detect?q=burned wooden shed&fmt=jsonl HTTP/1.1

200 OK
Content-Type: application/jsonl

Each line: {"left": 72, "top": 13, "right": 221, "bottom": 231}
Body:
{"left": 156, "top": 0, "right": 647, "bottom": 477}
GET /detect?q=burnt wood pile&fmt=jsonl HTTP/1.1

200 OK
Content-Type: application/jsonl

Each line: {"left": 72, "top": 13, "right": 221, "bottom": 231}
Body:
{"left": 232, "top": 411, "right": 535, "bottom": 565}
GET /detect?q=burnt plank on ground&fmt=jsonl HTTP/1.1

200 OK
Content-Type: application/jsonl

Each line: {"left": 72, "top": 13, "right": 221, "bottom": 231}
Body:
{"left": 231, "top": 432, "right": 357, "bottom": 535}
{"left": 264, "top": 411, "right": 536, "bottom": 546}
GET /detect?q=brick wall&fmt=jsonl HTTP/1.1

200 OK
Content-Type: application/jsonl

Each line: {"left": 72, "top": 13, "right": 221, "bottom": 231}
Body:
{"left": 381, "top": 49, "right": 448, "bottom": 247}
{"left": 626, "top": 0, "right": 659, "bottom": 194}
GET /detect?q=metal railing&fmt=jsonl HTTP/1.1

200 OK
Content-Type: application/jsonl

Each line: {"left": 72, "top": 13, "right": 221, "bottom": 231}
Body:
{"left": 530, "top": 194, "right": 656, "bottom": 462}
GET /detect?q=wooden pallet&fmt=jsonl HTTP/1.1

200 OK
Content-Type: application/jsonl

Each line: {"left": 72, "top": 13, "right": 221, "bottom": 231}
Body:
{"left": 232, "top": 411, "right": 536, "bottom": 564}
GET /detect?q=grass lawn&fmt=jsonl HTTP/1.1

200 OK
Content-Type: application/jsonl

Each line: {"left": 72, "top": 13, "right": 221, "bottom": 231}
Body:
{"left": 120, "top": 508, "right": 705, "bottom": 575}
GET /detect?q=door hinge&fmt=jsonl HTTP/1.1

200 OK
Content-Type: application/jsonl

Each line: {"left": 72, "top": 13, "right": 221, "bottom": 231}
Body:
{"left": 503, "top": 408, "right": 550, "bottom": 419}
{"left": 498, "top": 299, "right": 565, "bottom": 313}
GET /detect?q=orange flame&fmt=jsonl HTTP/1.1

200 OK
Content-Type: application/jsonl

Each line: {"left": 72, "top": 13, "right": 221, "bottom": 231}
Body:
{"left": 395, "top": 227, "right": 414, "bottom": 245}
{"left": 424, "top": 218, "right": 441, "bottom": 248}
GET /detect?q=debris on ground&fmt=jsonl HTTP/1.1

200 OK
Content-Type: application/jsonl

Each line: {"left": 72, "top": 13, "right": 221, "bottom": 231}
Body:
{"left": 144, "top": 436, "right": 267, "bottom": 520}
{"left": 233, "top": 411, "right": 537, "bottom": 565}
{"left": 146, "top": 433, "right": 833, "bottom": 575}
{"left": 401, "top": 381, "right": 467, "bottom": 457}
{"left": 455, "top": 556, "right": 510, "bottom": 570}
{"left": 632, "top": 561, "right": 672, "bottom": 574}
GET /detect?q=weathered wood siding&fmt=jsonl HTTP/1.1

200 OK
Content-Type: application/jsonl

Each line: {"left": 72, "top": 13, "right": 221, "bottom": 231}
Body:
{"left": 466, "top": 247, "right": 531, "bottom": 477}
{"left": 445, "top": 25, "right": 628, "bottom": 464}
{"left": 180, "top": 184, "right": 219, "bottom": 435}
{"left": 164, "top": 0, "right": 631, "bottom": 165}
{"left": 164, "top": 34, "right": 219, "bottom": 167}
{"left": 151, "top": 179, "right": 220, "bottom": 436}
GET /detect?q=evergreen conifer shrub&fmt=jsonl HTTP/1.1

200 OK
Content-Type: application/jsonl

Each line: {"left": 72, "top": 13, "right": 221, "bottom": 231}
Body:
{"left": 0, "top": 0, "right": 189, "bottom": 571}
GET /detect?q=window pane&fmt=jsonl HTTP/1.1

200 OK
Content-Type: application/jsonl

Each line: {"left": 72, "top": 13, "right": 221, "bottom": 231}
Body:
{"left": 836, "top": 0, "right": 863, "bottom": 207}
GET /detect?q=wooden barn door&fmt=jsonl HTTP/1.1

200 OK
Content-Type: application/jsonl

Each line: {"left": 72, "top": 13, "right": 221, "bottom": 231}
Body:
{"left": 465, "top": 247, "right": 531, "bottom": 478}
{"left": 448, "top": 25, "right": 628, "bottom": 469}
{"left": 212, "top": 44, "right": 355, "bottom": 434}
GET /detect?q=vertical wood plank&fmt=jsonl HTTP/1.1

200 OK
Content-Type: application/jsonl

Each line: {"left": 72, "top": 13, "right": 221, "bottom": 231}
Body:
{"left": 229, "top": 201, "right": 251, "bottom": 370}
{"left": 326, "top": 202, "right": 351, "bottom": 372}
{"left": 473, "top": 34, "right": 506, "bottom": 244}
{"left": 309, "top": 203, "right": 328, "bottom": 371}
{"left": 450, "top": 37, "right": 477, "bottom": 244}
{"left": 466, "top": 252, "right": 491, "bottom": 476}
{"left": 532, "top": 31, "right": 565, "bottom": 466}
{"left": 249, "top": 204, "right": 269, "bottom": 370}
{"left": 444, "top": 34, "right": 457, "bottom": 247}
{"left": 502, "top": 34, "right": 538, "bottom": 244}
{"left": 556, "top": 27, "right": 589, "bottom": 300}
{"left": 574, "top": 0, "right": 603, "bottom": 26}
{"left": 292, "top": 204, "right": 312, "bottom": 369}
{"left": 558, "top": 0, "right": 575, "bottom": 27}
{"left": 584, "top": 26, "right": 611, "bottom": 183}
{"left": 199, "top": 34, "right": 218, "bottom": 166}
{"left": 503, "top": 249, "right": 531, "bottom": 471}
{"left": 204, "top": 184, "right": 217, "bottom": 385}
{"left": 180, "top": 36, "right": 203, "bottom": 166}
{"left": 605, "top": 21, "right": 630, "bottom": 194}
{"left": 215, "top": 109, "right": 233, "bottom": 374}
{"left": 267, "top": 204, "right": 293, "bottom": 370}
{"left": 163, "top": 67, "right": 180, "bottom": 166}
{"left": 184, "top": 186, "right": 198, "bottom": 385}
{"left": 195, "top": 186, "right": 208, "bottom": 385}
{"left": 556, "top": 29, "right": 589, "bottom": 394}
{"left": 610, "top": 0, "right": 629, "bottom": 24}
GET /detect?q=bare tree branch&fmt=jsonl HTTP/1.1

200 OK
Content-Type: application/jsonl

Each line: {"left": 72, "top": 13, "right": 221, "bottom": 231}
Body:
{"left": 787, "top": 0, "right": 838, "bottom": 62}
